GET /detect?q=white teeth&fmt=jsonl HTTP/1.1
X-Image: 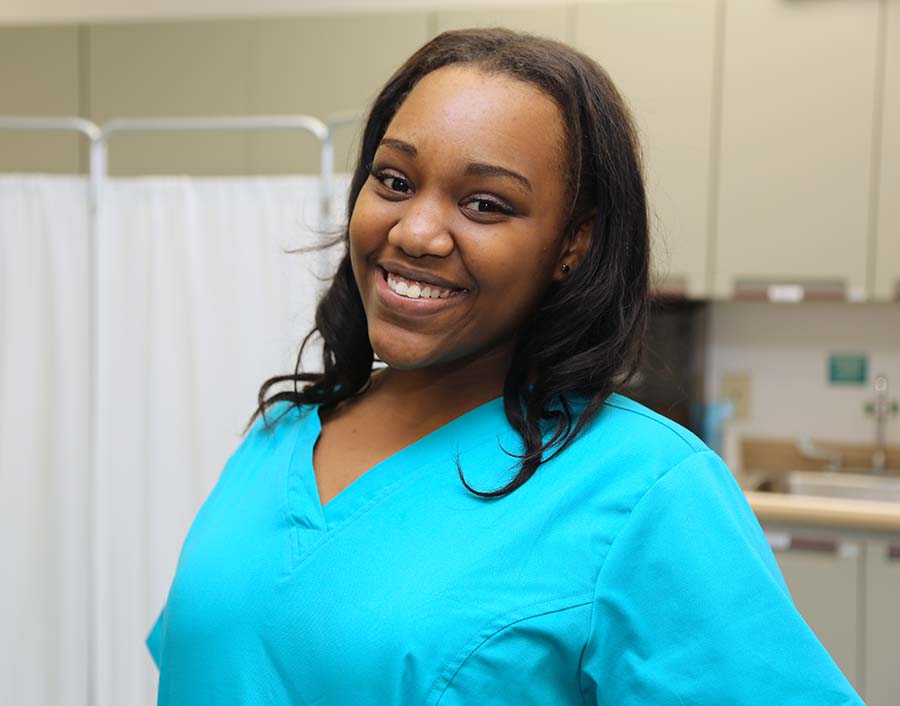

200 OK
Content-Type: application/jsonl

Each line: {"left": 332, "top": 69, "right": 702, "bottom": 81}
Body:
{"left": 386, "top": 271, "right": 461, "bottom": 300}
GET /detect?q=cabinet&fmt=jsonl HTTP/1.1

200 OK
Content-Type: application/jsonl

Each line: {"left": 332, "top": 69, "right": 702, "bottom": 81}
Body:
{"left": 573, "top": 1, "right": 718, "bottom": 299}
{"left": 3, "top": 2, "right": 898, "bottom": 300}
{"left": 875, "top": 0, "right": 900, "bottom": 301}
{"left": 864, "top": 539, "right": 900, "bottom": 706}
{"left": 714, "top": 0, "right": 881, "bottom": 300}
{"left": 765, "top": 525, "right": 900, "bottom": 704}
{"left": 769, "top": 533, "right": 861, "bottom": 689}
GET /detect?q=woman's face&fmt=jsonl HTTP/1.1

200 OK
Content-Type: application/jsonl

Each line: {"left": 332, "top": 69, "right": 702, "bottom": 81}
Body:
{"left": 349, "top": 64, "right": 580, "bottom": 372}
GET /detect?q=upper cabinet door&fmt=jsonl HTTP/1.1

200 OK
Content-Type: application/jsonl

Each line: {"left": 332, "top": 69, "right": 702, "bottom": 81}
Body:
{"left": 714, "top": 0, "right": 881, "bottom": 301}
{"left": 573, "top": 0, "right": 719, "bottom": 299}
{"left": 875, "top": 0, "right": 900, "bottom": 302}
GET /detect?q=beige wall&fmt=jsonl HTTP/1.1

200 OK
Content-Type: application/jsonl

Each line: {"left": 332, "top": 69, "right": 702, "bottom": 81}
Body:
{"left": 705, "top": 301, "right": 900, "bottom": 469}
{"left": 87, "top": 13, "right": 430, "bottom": 176}
{"left": 0, "top": 26, "right": 83, "bottom": 172}
{"left": 0, "top": 5, "right": 575, "bottom": 175}
{"left": 0, "top": 0, "right": 569, "bottom": 27}
{"left": 0, "top": 12, "right": 433, "bottom": 175}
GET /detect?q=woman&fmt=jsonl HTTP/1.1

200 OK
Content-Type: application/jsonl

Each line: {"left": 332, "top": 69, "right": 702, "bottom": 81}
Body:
{"left": 147, "top": 29, "right": 864, "bottom": 705}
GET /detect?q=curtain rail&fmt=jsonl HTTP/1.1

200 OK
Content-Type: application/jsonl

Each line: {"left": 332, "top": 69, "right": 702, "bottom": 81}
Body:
{"left": 0, "top": 112, "right": 361, "bottom": 220}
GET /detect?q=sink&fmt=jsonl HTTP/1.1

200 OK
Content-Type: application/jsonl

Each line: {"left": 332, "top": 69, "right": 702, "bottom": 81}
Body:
{"left": 781, "top": 471, "right": 900, "bottom": 503}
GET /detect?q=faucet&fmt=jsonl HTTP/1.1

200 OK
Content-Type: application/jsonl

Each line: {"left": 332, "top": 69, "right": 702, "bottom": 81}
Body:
{"left": 864, "top": 375, "right": 899, "bottom": 474}
{"left": 796, "top": 435, "right": 843, "bottom": 471}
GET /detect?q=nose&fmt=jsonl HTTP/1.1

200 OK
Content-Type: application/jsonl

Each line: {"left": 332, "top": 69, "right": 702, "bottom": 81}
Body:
{"left": 387, "top": 194, "right": 455, "bottom": 258}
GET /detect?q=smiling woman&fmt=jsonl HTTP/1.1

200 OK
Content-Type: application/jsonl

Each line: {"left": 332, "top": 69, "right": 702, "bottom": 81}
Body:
{"left": 351, "top": 65, "right": 576, "bottom": 377}
{"left": 146, "top": 28, "right": 866, "bottom": 706}
{"left": 253, "top": 30, "right": 647, "bottom": 506}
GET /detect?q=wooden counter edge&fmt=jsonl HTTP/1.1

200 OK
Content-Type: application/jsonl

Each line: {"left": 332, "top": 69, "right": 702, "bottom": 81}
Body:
{"left": 745, "top": 491, "right": 900, "bottom": 532}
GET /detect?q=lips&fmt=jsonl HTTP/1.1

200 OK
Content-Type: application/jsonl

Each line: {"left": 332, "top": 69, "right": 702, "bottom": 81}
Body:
{"left": 373, "top": 265, "right": 469, "bottom": 315}
{"left": 377, "top": 264, "right": 467, "bottom": 293}
{"left": 386, "top": 270, "right": 461, "bottom": 299}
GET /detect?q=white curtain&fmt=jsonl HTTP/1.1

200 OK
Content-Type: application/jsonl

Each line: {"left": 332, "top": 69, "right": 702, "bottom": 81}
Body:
{"left": 0, "top": 173, "right": 349, "bottom": 706}
{"left": 1, "top": 175, "right": 92, "bottom": 706}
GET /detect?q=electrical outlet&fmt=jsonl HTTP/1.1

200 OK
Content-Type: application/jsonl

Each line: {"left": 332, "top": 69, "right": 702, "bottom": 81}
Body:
{"left": 721, "top": 372, "right": 751, "bottom": 420}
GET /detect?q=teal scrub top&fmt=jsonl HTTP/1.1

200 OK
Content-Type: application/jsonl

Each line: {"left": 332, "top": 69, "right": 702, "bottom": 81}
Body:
{"left": 147, "top": 393, "right": 864, "bottom": 705}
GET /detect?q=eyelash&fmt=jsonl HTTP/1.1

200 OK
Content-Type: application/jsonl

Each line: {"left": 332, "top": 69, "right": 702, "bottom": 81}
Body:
{"left": 369, "top": 166, "right": 516, "bottom": 217}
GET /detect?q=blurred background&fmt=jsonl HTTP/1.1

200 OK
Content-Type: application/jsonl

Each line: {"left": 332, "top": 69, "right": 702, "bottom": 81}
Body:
{"left": 1, "top": 0, "right": 898, "bottom": 704}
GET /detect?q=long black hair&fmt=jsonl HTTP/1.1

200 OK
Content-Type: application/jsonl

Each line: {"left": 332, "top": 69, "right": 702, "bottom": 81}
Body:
{"left": 246, "top": 28, "right": 650, "bottom": 499}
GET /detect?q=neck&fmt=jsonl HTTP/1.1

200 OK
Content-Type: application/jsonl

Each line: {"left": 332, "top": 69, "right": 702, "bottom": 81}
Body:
{"left": 368, "top": 342, "right": 514, "bottom": 422}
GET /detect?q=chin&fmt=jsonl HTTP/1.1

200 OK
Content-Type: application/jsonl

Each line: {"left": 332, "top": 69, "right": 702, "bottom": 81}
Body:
{"left": 369, "top": 333, "right": 440, "bottom": 371}
{"left": 374, "top": 357, "right": 422, "bottom": 372}
{"left": 371, "top": 351, "right": 439, "bottom": 372}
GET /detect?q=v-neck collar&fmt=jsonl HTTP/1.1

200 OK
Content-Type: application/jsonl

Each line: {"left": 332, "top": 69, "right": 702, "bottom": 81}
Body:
{"left": 285, "top": 394, "right": 508, "bottom": 533}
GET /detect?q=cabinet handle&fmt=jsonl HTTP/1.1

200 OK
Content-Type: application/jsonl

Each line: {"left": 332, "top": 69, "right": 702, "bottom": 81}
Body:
{"left": 733, "top": 278, "right": 848, "bottom": 302}
{"left": 788, "top": 536, "right": 838, "bottom": 554}
{"left": 888, "top": 544, "right": 900, "bottom": 560}
{"left": 766, "top": 531, "right": 839, "bottom": 554}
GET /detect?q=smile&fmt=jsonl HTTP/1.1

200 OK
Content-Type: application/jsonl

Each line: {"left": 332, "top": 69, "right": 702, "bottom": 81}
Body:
{"left": 385, "top": 271, "right": 464, "bottom": 299}
{"left": 375, "top": 267, "right": 469, "bottom": 315}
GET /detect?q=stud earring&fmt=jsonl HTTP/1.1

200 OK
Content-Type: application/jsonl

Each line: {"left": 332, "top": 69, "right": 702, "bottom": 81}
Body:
{"left": 561, "top": 263, "right": 570, "bottom": 274}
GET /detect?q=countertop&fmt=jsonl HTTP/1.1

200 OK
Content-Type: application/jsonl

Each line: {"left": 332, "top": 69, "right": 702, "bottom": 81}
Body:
{"left": 737, "top": 436, "right": 900, "bottom": 533}
{"left": 745, "top": 490, "right": 900, "bottom": 533}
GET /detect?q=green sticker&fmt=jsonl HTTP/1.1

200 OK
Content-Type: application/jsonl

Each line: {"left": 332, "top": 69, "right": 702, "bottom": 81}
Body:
{"left": 828, "top": 354, "right": 868, "bottom": 385}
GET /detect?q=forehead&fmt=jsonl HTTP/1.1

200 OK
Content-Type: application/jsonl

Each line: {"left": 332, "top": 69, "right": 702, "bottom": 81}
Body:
{"left": 383, "top": 64, "right": 566, "bottom": 179}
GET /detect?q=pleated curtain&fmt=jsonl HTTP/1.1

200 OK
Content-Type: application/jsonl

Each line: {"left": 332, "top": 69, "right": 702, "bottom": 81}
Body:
{"left": 0, "top": 173, "right": 349, "bottom": 706}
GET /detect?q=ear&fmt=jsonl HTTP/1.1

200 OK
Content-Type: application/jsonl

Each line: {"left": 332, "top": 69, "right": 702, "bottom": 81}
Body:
{"left": 552, "top": 213, "right": 594, "bottom": 283}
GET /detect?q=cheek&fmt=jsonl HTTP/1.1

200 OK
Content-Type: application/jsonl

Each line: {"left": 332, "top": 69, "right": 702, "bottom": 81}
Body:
{"left": 466, "top": 228, "right": 558, "bottom": 297}
{"left": 349, "top": 188, "right": 397, "bottom": 256}
{"left": 348, "top": 193, "right": 375, "bottom": 256}
{"left": 348, "top": 193, "right": 388, "bottom": 288}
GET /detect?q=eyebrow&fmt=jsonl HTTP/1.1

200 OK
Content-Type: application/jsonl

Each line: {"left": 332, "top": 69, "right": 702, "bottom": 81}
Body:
{"left": 464, "top": 162, "right": 532, "bottom": 193}
{"left": 379, "top": 138, "right": 417, "bottom": 157}
{"left": 377, "top": 137, "right": 533, "bottom": 193}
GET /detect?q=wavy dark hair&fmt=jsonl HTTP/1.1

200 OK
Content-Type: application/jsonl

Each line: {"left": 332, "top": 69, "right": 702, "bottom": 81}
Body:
{"left": 246, "top": 27, "right": 650, "bottom": 499}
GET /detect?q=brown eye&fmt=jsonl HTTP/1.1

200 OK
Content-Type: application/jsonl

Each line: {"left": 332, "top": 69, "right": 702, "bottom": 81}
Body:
{"left": 461, "top": 196, "right": 514, "bottom": 216}
{"left": 384, "top": 176, "right": 411, "bottom": 193}
{"left": 373, "top": 170, "right": 412, "bottom": 195}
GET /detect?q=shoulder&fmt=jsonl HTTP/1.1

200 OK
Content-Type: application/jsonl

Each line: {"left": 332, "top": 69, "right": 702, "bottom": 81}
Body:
{"left": 206, "top": 400, "right": 317, "bottom": 490}
{"left": 564, "top": 391, "right": 710, "bottom": 471}
{"left": 563, "top": 396, "right": 765, "bottom": 581}
{"left": 248, "top": 399, "right": 314, "bottom": 436}
{"left": 548, "top": 392, "right": 733, "bottom": 519}
{"left": 596, "top": 392, "right": 707, "bottom": 454}
{"left": 231, "top": 399, "right": 316, "bottom": 463}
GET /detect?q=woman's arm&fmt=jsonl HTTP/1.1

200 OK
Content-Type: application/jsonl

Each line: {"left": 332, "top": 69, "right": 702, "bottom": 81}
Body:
{"left": 580, "top": 450, "right": 865, "bottom": 706}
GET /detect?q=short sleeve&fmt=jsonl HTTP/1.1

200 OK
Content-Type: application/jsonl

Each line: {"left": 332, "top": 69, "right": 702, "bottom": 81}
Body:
{"left": 146, "top": 606, "right": 164, "bottom": 669}
{"left": 143, "top": 401, "right": 299, "bottom": 670}
{"left": 580, "top": 450, "right": 865, "bottom": 706}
